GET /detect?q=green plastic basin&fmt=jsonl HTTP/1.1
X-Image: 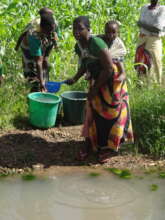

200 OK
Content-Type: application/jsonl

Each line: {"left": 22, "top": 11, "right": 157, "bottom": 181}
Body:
{"left": 28, "top": 92, "right": 61, "bottom": 128}
{"left": 61, "top": 91, "right": 87, "bottom": 125}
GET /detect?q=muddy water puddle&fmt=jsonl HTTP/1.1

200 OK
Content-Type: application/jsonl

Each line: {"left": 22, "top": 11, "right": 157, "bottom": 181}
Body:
{"left": 0, "top": 168, "right": 164, "bottom": 220}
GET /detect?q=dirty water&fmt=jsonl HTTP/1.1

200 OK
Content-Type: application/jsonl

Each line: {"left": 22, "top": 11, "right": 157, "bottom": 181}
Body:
{"left": 0, "top": 168, "right": 164, "bottom": 220}
{"left": 35, "top": 97, "right": 57, "bottom": 103}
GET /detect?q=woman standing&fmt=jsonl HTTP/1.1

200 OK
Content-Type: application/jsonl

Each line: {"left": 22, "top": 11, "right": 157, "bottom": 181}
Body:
{"left": 136, "top": 0, "right": 165, "bottom": 84}
{"left": 66, "top": 16, "right": 134, "bottom": 163}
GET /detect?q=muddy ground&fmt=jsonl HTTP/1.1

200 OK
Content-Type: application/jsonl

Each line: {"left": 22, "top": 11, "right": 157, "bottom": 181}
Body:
{"left": 0, "top": 125, "right": 164, "bottom": 174}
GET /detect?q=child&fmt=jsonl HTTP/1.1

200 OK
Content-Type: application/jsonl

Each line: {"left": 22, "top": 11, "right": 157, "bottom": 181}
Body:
{"left": 15, "top": 7, "right": 60, "bottom": 51}
{"left": 99, "top": 20, "right": 127, "bottom": 81}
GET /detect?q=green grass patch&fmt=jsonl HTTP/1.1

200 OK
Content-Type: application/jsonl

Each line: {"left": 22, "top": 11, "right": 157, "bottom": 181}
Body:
{"left": 130, "top": 86, "right": 165, "bottom": 158}
{"left": 0, "top": 173, "right": 9, "bottom": 178}
{"left": 22, "top": 173, "right": 36, "bottom": 181}
{"left": 159, "top": 172, "right": 165, "bottom": 179}
{"left": 150, "top": 184, "right": 159, "bottom": 192}
{"left": 105, "top": 168, "right": 132, "bottom": 179}
{"left": 89, "top": 172, "right": 101, "bottom": 177}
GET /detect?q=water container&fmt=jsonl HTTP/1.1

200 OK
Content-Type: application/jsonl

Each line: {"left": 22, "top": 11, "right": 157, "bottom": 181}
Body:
{"left": 28, "top": 92, "right": 61, "bottom": 128}
{"left": 61, "top": 91, "right": 87, "bottom": 125}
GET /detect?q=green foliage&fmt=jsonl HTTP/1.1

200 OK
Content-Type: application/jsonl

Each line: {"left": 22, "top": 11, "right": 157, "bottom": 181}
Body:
{"left": 105, "top": 168, "right": 122, "bottom": 175}
{"left": 150, "top": 184, "right": 158, "bottom": 192}
{"left": 22, "top": 173, "right": 36, "bottom": 181}
{"left": 159, "top": 172, "right": 165, "bottom": 179}
{"left": 130, "top": 86, "right": 165, "bottom": 158}
{"left": 105, "top": 168, "right": 132, "bottom": 179}
{"left": 0, "top": 0, "right": 164, "bottom": 158}
{"left": 89, "top": 172, "right": 101, "bottom": 177}
{"left": 0, "top": 173, "right": 9, "bottom": 178}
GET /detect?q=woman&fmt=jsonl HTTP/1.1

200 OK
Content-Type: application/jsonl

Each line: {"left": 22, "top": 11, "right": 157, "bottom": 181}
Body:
{"left": 15, "top": 7, "right": 61, "bottom": 52}
{"left": 66, "top": 16, "right": 134, "bottom": 163}
{"left": 136, "top": 0, "right": 165, "bottom": 84}
{"left": 20, "top": 14, "right": 56, "bottom": 91}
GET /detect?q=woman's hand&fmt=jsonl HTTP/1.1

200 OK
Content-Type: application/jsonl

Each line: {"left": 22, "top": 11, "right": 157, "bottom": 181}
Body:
{"left": 87, "top": 87, "right": 98, "bottom": 101}
{"left": 40, "top": 82, "right": 47, "bottom": 92}
{"left": 65, "top": 78, "right": 76, "bottom": 85}
{"left": 114, "top": 73, "right": 126, "bottom": 82}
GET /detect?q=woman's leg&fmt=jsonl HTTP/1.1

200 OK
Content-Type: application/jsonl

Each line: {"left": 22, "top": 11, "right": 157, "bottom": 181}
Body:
{"left": 145, "top": 36, "right": 162, "bottom": 84}
{"left": 76, "top": 137, "right": 92, "bottom": 161}
{"left": 77, "top": 101, "right": 93, "bottom": 161}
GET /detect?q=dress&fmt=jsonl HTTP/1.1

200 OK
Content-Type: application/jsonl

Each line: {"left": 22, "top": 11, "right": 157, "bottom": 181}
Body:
{"left": 20, "top": 25, "right": 57, "bottom": 91}
{"left": 76, "top": 36, "right": 134, "bottom": 151}
{"left": 137, "top": 4, "right": 165, "bottom": 84}
{"left": 20, "top": 17, "right": 61, "bottom": 91}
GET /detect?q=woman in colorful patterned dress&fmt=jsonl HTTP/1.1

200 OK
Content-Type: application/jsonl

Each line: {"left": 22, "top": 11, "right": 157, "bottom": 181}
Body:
{"left": 19, "top": 14, "right": 56, "bottom": 91}
{"left": 66, "top": 16, "right": 134, "bottom": 163}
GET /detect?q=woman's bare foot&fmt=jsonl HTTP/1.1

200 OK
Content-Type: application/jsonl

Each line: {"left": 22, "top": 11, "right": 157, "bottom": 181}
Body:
{"left": 98, "top": 148, "right": 118, "bottom": 164}
{"left": 76, "top": 138, "right": 92, "bottom": 161}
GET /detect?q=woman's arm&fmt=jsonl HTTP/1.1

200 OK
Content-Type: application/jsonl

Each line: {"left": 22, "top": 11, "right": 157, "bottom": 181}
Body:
{"left": 137, "top": 20, "right": 160, "bottom": 33}
{"left": 66, "top": 66, "right": 86, "bottom": 85}
{"left": 88, "top": 48, "right": 114, "bottom": 100}
{"left": 15, "top": 32, "right": 27, "bottom": 51}
{"left": 93, "top": 48, "right": 114, "bottom": 89}
{"left": 34, "top": 56, "right": 46, "bottom": 91}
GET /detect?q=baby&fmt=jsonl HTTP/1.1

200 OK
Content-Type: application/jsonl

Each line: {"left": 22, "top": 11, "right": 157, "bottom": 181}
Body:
{"left": 99, "top": 20, "right": 127, "bottom": 81}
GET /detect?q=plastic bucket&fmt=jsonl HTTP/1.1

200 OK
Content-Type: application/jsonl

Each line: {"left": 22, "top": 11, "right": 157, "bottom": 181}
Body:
{"left": 45, "top": 81, "right": 67, "bottom": 93}
{"left": 28, "top": 92, "right": 61, "bottom": 128}
{"left": 61, "top": 91, "right": 87, "bottom": 125}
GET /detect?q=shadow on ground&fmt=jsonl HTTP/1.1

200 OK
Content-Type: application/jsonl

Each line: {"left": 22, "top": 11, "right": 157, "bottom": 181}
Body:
{"left": 0, "top": 133, "right": 98, "bottom": 169}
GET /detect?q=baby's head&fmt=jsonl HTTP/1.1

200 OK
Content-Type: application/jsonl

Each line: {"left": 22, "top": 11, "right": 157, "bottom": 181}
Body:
{"left": 105, "top": 20, "right": 119, "bottom": 42}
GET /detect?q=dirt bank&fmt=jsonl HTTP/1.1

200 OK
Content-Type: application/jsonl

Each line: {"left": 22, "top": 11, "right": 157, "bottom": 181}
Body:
{"left": 0, "top": 125, "right": 164, "bottom": 174}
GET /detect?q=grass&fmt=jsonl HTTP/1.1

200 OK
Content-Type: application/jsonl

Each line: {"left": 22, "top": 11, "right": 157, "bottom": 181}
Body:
{"left": 150, "top": 184, "right": 159, "bottom": 192}
{"left": 0, "top": 173, "right": 9, "bottom": 178}
{"left": 22, "top": 173, "right": 36, "bottom": 181}
{"left": 130, "top": 86, "right": 165, "bottom": 158}
{"left": 105, "top": 168, "right": 133, "bottom": 179}
{"left": 89, "top": 172, "right": 101, "bottom": 177}
{"left": 159, "top": 172, "right": 165, "bottom": 179}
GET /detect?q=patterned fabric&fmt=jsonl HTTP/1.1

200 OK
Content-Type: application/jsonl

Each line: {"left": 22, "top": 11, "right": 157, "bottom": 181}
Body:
{"left": 23, "top": 17, "right": 61, "bottom": 39}
{"left": 21, "top": 16, "right": 60, "bottom": 78}
{"left": 77, "top": 37, "right": 134, "bottom": 151}
{"left": 136, "top": 35, "right": 162, "bottom": 84}
{"left": 83, "top": 66, "right": 134, "bottom": 151}
{"left": 108, "top": 37, "right": 127, "bottom": 61}
{"left": 21, "top": 27, "right": 55, "bottom": 91}
{"left": 135, "top": 43, "right": 152, "bottom": 75}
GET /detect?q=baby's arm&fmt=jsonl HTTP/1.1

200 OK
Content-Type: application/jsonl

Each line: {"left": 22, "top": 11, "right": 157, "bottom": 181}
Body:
{"left": 115, "top": 61, "right": 126, "bottom": 81}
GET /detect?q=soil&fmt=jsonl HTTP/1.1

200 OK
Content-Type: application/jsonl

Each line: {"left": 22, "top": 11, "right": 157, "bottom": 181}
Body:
{"left": 0, "top": 125, "right": 164, "bottom": 174}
